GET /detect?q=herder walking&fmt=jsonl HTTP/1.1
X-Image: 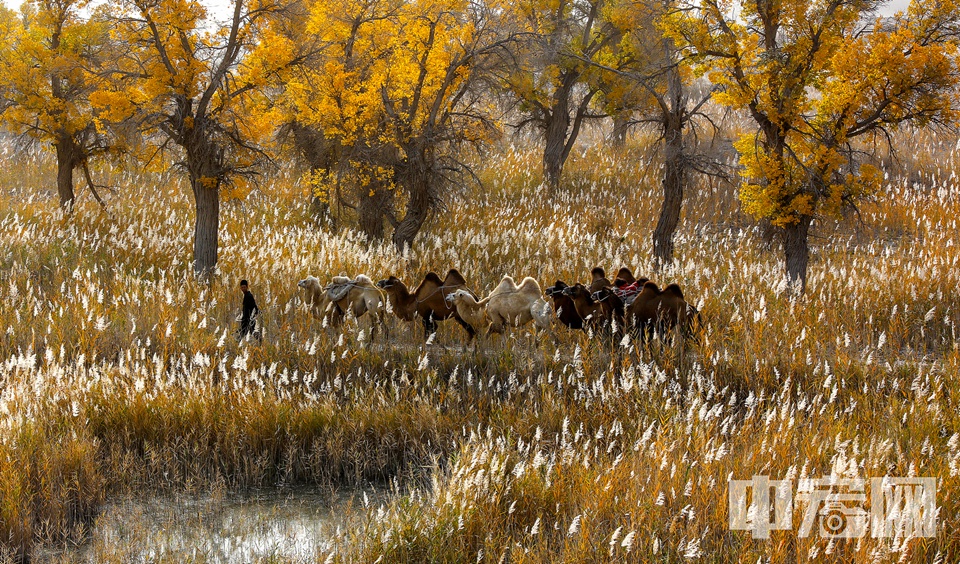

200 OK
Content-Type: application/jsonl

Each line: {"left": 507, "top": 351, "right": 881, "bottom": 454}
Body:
{"left": 239, "top": 279, "right": 260, "bottom": 341}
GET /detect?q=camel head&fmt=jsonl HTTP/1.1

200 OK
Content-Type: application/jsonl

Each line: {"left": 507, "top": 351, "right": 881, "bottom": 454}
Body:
{"left": 376, "top": 276, "right": 402, "bottom": 290}
{"left": 591, "top": 287, "right": 616, "bottom": 303}
{"left": 545, "top": 280, "right": 568, "bottom": 297}
{"left": 445, "top": 288, "right": 473, "bottom": 306}
{"left": 562, "top": 283, "right": 592, "bottom": 302}
{"left": 298, "top": 276, "right": 321, "bottom": 291}
{"left": 615, "top": 276, "right": 649, "bottom": 288}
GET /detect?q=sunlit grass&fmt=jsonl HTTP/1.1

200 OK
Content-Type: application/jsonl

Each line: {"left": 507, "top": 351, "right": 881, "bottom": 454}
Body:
{"left": 0, "top": 125, "right": 958, "bottom": 562}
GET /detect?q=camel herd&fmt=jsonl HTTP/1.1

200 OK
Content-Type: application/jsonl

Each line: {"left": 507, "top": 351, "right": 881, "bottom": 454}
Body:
{"left": 296, "top": 267, "right": 699, "bottom": 343}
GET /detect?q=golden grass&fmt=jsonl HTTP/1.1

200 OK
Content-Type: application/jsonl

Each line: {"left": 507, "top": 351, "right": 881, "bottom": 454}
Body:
{"left": 0, "top": 128, "right": 958, "bottom": 562}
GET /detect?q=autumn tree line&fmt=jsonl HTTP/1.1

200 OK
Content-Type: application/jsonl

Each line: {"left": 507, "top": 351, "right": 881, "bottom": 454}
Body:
{"left": 0, "top": 0, "right": 958, "bottom": 290}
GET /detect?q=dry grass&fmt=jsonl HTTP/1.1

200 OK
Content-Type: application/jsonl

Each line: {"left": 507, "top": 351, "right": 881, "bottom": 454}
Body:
{"left": 0, "top": 128, "right": 958, "bottom": 562}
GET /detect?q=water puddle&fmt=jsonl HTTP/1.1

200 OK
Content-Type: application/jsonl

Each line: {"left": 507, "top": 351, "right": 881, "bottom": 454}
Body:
{"left": 38, "top": 486, "right": 383, "bottom": 563}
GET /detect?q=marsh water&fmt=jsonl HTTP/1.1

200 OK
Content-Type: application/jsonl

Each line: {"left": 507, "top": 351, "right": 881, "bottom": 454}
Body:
{"left": 38, "top": 486, "right": 383, "bottom": 563}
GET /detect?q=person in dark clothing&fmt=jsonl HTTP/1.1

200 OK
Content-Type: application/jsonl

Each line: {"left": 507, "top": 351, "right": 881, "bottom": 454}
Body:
{"left": 239, "top": 279, "right": 260, "bottom": 341}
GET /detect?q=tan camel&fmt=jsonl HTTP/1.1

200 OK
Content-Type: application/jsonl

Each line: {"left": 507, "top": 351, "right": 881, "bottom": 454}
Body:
{"left": 298, "top": 275, "right": 387, "bottom": 338}
{"left": 445, "top": 289, "right": 490, "bottom": 333}
{"left": 483, "top": 276, "right": 552, "bottom": 333}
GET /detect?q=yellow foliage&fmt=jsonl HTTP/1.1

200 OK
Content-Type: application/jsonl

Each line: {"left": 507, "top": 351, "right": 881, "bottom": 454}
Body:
{"left": 667, "top": 0, "right": 960, "bottom": 225}
{"left": 0, "top": 0, "right": 111, "bottom": 149}
{"left": 90, "top": 0, "right": 297, "bottom": 198}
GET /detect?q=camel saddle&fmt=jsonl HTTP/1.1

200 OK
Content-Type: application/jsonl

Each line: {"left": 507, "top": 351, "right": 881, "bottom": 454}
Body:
{"left": 614, "top": 281, "right": 642, "bottom": 306}
{"left": 326, "top": 281, "right": 352, "bottom": 302}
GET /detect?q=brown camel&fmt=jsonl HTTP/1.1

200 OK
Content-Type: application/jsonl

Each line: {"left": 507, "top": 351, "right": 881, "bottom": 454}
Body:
{"left": 376, "top": 269, "right": 477, "bottom": 339}
{"left": 545, "top": 280, "right": 584, "bottom": 330}
{"left": 614, "top": 266, "right": 637, "bottom": 286}
{"left": 626, "top": 281, "right": 699, "bottom": 341}
{"left": 562, "top": 283, "right": 624, "bottom": 331}
{"left": 589, "top": 267, "right": 612, "bottom": 293}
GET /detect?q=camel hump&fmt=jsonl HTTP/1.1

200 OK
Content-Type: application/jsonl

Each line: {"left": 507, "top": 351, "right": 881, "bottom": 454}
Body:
{"left": 423, "top": 272, "right": 444, "bottom": 286}
{"left": 444, "top": 269, "right": 467, "bottom": 287}
{"left": 353, "top": 274, "right": 374, "bottom": 286}
{"left": 664, "top": 283, "right": 684, "bottom": 299}
{"left": 518, "top": 277, "right": 542, "bottom": 294}
{"left": 636, "top": 277, "right": 649, "bottom": 286}
{"left": 591, "top": 266, "right": 606, "bottom": 280}
{"left": 616, "top": 267, "right": 635, "bottom": 283}
{"left": 519, "top": 276, "right": 539, "bottom": 287}
{"left": 642, "top": 281, "right": 661, "bottom": 293}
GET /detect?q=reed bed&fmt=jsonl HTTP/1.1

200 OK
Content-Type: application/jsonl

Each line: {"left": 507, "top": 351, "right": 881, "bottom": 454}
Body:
{"left": 0, "top": 130, "right": 957, "bottom": 562}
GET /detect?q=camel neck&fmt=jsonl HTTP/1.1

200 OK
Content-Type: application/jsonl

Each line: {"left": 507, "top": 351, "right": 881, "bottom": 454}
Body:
{"left": 387, "top": 283, "right": 417, "bottom": 318}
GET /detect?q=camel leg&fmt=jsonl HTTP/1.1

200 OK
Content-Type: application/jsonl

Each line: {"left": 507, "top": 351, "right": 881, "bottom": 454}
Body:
{"left": 378, "top": 308, "right": 388, "bottom": 342}
{"left": 486, "top": 312, "right": 504, "bottom": 337}
{"left": 423, "top": 316, "right": 438, "bottom": 341}
{"left": 366, "top": 311, "right": 377, "bottom": 346}
{"left": 453, "top": 314, "right": 476, "bottom": 341}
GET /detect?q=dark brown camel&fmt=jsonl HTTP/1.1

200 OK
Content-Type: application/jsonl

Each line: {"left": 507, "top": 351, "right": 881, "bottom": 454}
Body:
{"left": 589, "top": 267, "right": 612, "bottom": 293}
{"left": 545, "top": 281, "right": 584, "bottom": 330}
{"left": 562, "top": 283, "right": 624, "bottom": 331}
{"left": 614, "top": 266, "right": 637, "bottom": 286}
{"left": 625, "top": 281, "right": 699, "bottom": 340}
{"left": 376, "top": 269, "right": 477, "bottom": 339}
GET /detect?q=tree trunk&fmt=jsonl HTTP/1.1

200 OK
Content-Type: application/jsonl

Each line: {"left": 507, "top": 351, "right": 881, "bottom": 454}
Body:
{"left": 653, "top": 44, "right": 686, "bottom": 269}
{"left": 358, "top": 185, "right": 390, "bottom": 240}
{"left": 610, "top": 112, "right": 630, "bottom": 148}
{"left": 783, "top": 214, "right": 812, "bottom": 292}
{"left": 542, "top": 91, "right": 571, "bottom": 193}
{"left": 310, "top": 193, "right": 330, "bottom": 221}
{"left": 391, "top": 152, "right": 432, "bottom": 251}
{"left": 290, "top": 124, "right": 336, "bottom": 223}
{"left": 653, "top": 120, "right": 684, "bottom": 268}
{"left": 191, "top": 175, "right": 220, "bottom": 276}
{"left": 392, "top": 189, "right": 429, "bottom": 251}
{"left": 55, "top": 140, "right": 77, "bottom": 210}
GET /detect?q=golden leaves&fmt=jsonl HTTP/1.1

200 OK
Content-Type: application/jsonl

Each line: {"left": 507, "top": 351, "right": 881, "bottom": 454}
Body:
{"left": 670, "top": 0, "right": 960, "bottom": 226}
{"left": 0, "top": 0, "right": 109, "bottom": 143}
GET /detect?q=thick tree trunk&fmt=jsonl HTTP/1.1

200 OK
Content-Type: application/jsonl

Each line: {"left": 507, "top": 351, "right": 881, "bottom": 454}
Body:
{"left": 783, "top": 214, "right": 812, "bottom": 292}
{"left": 392, "top": 189, "right": 429, "bottom": 251}
{"left": 290, "top": 124, "right": 336, "bottom": 223}
{"left": 653, "top": 123, "right": 684, "bottom": 268}
{"left": 191, "top": 175, "right": 220, "bottom": 276}
{"left": 358, "top": 185, "right": 390, "bottom": 240}
{"left": 653, "top": 47, "right": 686, "bottom": 269}
{"left": 542, "top": 89, "right": 571, "bottom": 193}
{"left": 55, "top": 140, "right": 77, "bottom": 210}
{"left": 391, "top": 153, "right": 431, "bottom": 251}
